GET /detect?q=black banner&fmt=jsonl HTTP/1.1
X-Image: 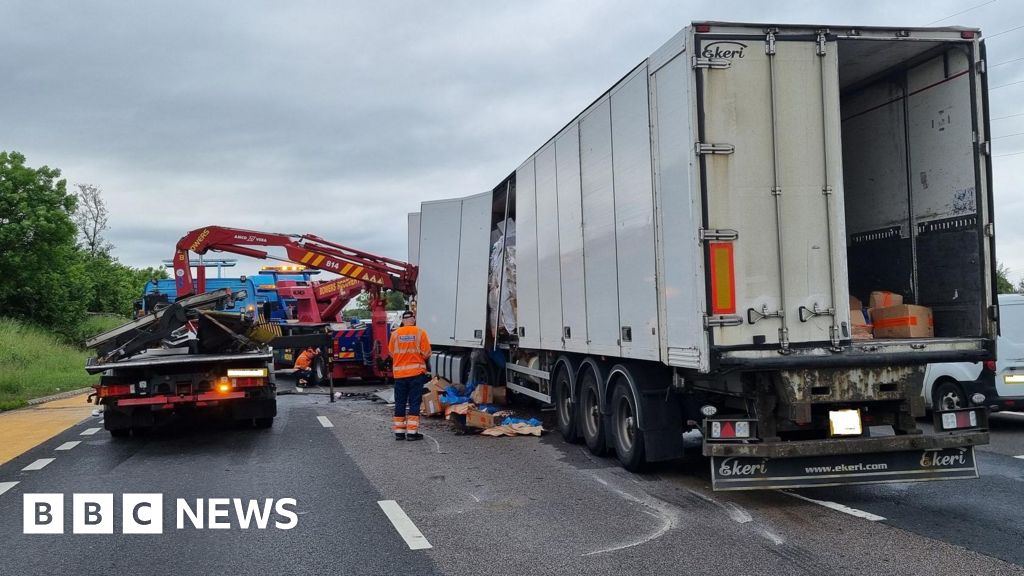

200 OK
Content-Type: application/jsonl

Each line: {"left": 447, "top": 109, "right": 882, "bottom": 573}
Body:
{"left": 711, "top": 446, "right": 978, "bottom": 491}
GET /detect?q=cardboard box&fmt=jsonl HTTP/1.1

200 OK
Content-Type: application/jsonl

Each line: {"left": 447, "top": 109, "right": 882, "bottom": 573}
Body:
{"left": 850, "top": 295, "right": 863, "bottom": 310}
{"left": 871, "top": 304, "right": 934, "bottom": 338}
{"left": 869, "top": 291, "right": 903, "bottom": 310}
{"left": 470, "top": 384, "right": 508, "bottom": 405}
{"left": 427, "top": 376, "right": 449, "bottom": 394}
{"left": 850, "top": 303, "right": 873, "bottom": 340}
{"left": 420, "top": 390, "right": 443, "bottom": 417}
{"left": 465, "top": 409, "right": 497, "bottom": 429}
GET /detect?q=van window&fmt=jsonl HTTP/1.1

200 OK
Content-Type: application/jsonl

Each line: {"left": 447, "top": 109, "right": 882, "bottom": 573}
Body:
{"left": 1000, "top": 302, "right": 1024, "bottom": 348}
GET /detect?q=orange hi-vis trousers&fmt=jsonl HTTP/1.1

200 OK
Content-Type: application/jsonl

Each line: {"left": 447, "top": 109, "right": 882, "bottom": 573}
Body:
{"left": 392, "top": 417, "right": 406, "bottom": 434}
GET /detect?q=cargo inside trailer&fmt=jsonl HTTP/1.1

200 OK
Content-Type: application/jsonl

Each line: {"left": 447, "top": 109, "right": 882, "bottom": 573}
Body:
{"left": 838, "top": 37, "right": 989, "bottom": 339}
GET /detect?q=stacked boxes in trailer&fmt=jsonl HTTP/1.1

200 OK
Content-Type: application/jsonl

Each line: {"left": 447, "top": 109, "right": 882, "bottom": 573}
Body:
{"left": 411, "top": 22, "right": 998, "bottom": 490}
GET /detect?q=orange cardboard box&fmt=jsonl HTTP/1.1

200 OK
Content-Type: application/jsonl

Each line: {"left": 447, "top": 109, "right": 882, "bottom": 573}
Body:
{"left": 871, "top": 304, "right": 933, "bottom": 338}
{"left": 470, "top": 384, "right": 508, "bottom": 405}
{"left": 869, "top": 291, "right": 903, "bottom": 310}
{"left": 465, "top": 409, "right": 497, "bottom": 429}
{"left": 420, "top": 390, "right": 444, "bottom": 417}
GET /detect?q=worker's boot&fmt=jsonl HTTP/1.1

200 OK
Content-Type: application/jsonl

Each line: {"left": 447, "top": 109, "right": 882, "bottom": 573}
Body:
{"left": 395, "top": 433, "right": 406, "bottom": 441}
{"left": 392, "top": 416, "right": 406, "bottom": 441}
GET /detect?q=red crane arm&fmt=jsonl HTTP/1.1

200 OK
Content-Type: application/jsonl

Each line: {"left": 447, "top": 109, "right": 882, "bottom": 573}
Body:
{"left": 313, "top": 277, "right": 365, "bottom": 320}
{"left": 174, "top": 225, "right": 418, "bottom": 298}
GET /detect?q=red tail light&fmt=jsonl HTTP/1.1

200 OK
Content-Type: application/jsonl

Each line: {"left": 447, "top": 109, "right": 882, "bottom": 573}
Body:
{"left": 984, "top": 360, "right": 997, "bottom": 372}
{"left": 98, "top": 384, "right": 132, "bottom": 398}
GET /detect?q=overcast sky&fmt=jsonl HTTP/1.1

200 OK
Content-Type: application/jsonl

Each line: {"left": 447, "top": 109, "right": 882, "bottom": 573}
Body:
{"left": 2, "top": 0, "right": 1023, "bottom": 283}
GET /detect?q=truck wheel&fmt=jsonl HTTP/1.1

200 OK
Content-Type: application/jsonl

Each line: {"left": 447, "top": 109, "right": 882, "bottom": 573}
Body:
{"left": 554, "top": 367, "right": 578, "bottom": 443}
{"left": 312, "top": 356, "right": 327, "bottom": 386}
{"left": 579, "top": 368, "right": 607, "bottom": 456}
{"left": 611, "top": 379, "right": 646, "bottom": 471}
{"left": 934, "top": 380, "right": 966, "bottom": 411}
{"left": 254, "top": 417, "right": 274, "bottom": 429}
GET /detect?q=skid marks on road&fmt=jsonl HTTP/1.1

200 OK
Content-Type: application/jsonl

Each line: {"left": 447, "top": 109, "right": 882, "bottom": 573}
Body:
{"left": 581, "top": 469, "right": 681, "bottom": 556}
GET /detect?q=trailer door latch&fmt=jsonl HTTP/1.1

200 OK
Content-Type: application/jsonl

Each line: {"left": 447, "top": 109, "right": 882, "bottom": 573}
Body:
{"left": 699, "top": 228, "right": 739, "bottom": 241}
{"left": 695, "top": 142, "right": 735, "bottom": 155}
{"left": 692, "top": 56, "right": 731, "bottom": 69}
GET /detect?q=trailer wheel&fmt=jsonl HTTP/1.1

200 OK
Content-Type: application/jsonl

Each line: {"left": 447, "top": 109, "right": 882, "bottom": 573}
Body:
{"left": 579, "top": 368, "right": 606, "bottom": 456}
{"left": 554, "top": 367, "right": 578, "bottom": 443}
{"left": 611, "top": 379, "right": 646, "bottom": 471}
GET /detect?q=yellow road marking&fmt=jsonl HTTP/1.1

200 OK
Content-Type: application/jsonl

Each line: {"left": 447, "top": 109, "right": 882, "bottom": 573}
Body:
{"left": 0, "top": 394, "right": 95, "bottom": 466}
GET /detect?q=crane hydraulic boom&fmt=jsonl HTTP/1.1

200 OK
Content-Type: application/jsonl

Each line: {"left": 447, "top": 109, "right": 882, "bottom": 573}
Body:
{"left": 174, "top": 226, "right": 418, "bottom": 380}
{"left": 174, "top": 226, "right": 417, "bottom": 298}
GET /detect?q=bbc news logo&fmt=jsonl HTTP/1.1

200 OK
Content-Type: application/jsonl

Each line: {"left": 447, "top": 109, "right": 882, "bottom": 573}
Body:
{"left": 23, "top": 494, "right": 298, "bottom": 534}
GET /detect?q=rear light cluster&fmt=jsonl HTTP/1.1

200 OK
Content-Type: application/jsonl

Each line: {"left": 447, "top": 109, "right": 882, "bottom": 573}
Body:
{"left": 706, "top": 419, "right": 757, "bottom": 441}
{"left": 984, "top": 360, "right": 997, "bottom": 373}
{"left": 934, "top": 407, "right": 987, "bottom": 432}
{"left": 97, "top": 384, "right": 132, "bottom": 398}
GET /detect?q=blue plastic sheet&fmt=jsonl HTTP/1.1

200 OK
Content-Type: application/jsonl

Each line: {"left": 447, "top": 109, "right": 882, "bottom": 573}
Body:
{"left": 442, "top": 386, "right": 470, "bottom": 406}
{"left": 500, "top": 417, "right": 541, "bottom": 427}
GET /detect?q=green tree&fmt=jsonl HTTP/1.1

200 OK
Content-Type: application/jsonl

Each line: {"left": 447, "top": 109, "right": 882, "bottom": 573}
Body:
{"left": 996, "top": 262, "right": 1015, "bottom": 294}
{"left": 0, "top": 151, "right": 87, "bottom": 333}
{"left": 354, "top": 289, "right": 407, "bottom": 311}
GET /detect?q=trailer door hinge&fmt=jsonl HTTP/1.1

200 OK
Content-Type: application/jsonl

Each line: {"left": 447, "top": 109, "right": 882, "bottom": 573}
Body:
{"left": 980, "top": 140, "right": 991, "bottom": 156}
{"left": 696, "top": 142, "right": 735, "bottom": 155}
{"left": 815, "top": 30, "right": 828, "bottom": 56}
{"left": 977, "top": 59, "right": 986, "bottom": 75}
{"left": 704, "top": 314, "right": 744, "bottom": 328}
{"left": 985, "top": 222, "right": 995, "bottom": 237}
{"left": 692, "top": 56, "right": 731, "bottom": 69}
{"left": 765, "top": 27, "right": 778, "bottom": 55}
{"left": 699, "top": 228, "right": 739, "bottom": 241}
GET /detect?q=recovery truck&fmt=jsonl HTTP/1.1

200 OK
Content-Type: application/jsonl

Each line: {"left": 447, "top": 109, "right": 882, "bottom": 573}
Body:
{"left": 86, "top": 288, "right": 279, "bottom": 436}
{"left": 410, "top": 21, "right": 997, "bottom": 489}
{"left": 173, "top": 226, "right": 418, "bottom": 381}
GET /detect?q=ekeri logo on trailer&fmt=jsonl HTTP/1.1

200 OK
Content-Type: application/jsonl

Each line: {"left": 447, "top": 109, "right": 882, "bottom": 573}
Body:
{"left": 701, "top": 41, "right": 747, "bottom": 60}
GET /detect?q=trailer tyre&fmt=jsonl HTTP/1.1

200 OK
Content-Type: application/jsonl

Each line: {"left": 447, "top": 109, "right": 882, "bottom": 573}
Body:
{"left": 579, "top": 368, "right": 607, "bottom": 456}
{"left": 554, "top": 367, "right": 578, "bottom": 443}
{"left": 611, "top": 379, "right": 646, "bottom": 472}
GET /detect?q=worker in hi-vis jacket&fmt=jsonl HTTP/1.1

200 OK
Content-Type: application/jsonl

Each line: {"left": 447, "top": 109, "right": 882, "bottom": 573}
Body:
{"left": 388, "top": 310, "right": 432, "bottom": 441}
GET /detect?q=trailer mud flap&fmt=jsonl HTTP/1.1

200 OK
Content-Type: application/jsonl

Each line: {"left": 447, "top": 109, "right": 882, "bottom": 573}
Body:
{"left": 710, "top": 446, "right": 978, "bottom": 490}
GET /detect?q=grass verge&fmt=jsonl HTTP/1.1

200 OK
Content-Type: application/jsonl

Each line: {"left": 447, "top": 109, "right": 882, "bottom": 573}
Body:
{"left": 0, "top": 317, "right": 123, "bottom": 411}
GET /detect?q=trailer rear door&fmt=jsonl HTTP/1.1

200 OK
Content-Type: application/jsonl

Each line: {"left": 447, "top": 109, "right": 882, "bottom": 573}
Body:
{"left": 696, "top": 30, "right": 850, "bottom": 352}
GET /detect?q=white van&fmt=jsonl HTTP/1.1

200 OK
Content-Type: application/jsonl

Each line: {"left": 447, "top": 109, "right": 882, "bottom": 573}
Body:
{"left": 924, "top": 294, "right": 1024, "bottom": 411}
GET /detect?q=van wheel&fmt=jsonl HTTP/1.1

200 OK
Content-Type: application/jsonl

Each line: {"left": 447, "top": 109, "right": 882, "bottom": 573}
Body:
{"left": 611, "top": 379, "right": 646, "bottom": 471}
{"left": 579, "top": 368, "right": 606, "bottom": 456}
{"left": 934, "top": 380, "right": 966, "bottom": 411}
{"left": 554, "top": 367, "right": 578, "bottom": 443}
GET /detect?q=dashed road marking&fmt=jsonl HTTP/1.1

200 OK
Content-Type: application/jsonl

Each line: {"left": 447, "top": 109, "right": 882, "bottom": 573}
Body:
{"left": 22, "top": 458, "right": 56, "bottom": 472}
{"left": 782, "top": 491, "right": 886, "bottom": 521}
{"left": 378, "top": 500, "right": 432, "bottom": 550}
{"left": 1014, "top": 455, "right": 1024, "bottom": 460}
{"left": 80, "top": 427, "right": 101, "bottom": 436}
{"left": 55, "top": 441, "right": 81, "bottom": 451}
{"left": 317, "top": 416, "right": 334, "bottom": 428}
{"left": 0, "top": 481, "right": 18, "bottom": 496}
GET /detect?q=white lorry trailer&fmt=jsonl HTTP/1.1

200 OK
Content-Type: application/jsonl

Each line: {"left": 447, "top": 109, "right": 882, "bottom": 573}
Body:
{"left": 410, "top": 21, "right": 998, "bottom": 490}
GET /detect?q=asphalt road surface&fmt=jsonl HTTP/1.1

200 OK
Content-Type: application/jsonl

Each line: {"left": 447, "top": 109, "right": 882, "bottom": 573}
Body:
{"left": 2, "top": 388, "right": 1023, "bottom": 576}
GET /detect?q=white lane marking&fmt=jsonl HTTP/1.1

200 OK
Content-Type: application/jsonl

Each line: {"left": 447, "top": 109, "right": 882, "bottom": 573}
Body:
{"left": 782, "top": 491, "right": 886, "bottom": 521}
{"left": 1013, "top": 455, "right": 1024, "bottom": 460}
{"left": 377, "top": 500, "right": 432, "bottom": 550}
{"left": 55, "top": 441, "right": 81, "bottom": 451}
{"left": 0, "top": 481, "right": 18, "bottom": 496}
{"left": 80, "top": 427, "right": 101, "bottom": 436}
{"left": 317, "top": 416, "right": 334, "bottom": 428}
{"left": 22, "top": 458, "right": 56, "bottom": 471}
{"left": 1001, "top": 411, "right": 1024, "bottom": 417}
